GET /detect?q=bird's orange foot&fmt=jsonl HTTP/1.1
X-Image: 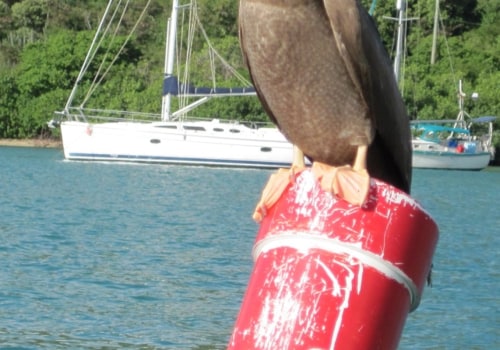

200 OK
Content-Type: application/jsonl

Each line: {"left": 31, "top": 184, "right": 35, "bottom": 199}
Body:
{"left": 332, "top": 165, "right": 370, "bottom": 205}
{"left": 253, "top": 169, "right": 293, "bottom": 222}
{"left": 312, "top": 162, "right": 370, "bottom": 206}
{"left": 312, "top": 144, "right": 370, "bottom": 206}
{"left": 253, "top": 146, "right": 306, "bottom": 222}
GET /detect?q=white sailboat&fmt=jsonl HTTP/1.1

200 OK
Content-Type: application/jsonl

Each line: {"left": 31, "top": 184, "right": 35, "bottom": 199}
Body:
{"left": 390, "top": 1, "right": 496, "bottom": 170}
{"left": 411, "top": 81, "right": 496, "bottom": 170}
{"left": 52, "top": 0, "right": 294, "bottom": 168}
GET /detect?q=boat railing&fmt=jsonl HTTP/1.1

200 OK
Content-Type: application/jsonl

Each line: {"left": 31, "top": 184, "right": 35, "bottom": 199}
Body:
{"left": 55, "top": 108, "right": 161, "bottom": 124}
{"left": 55, "top": 107, "right": 276, "bottom": 129}
{"left": 165, "top": 117, "right": 277, "bottom": 130}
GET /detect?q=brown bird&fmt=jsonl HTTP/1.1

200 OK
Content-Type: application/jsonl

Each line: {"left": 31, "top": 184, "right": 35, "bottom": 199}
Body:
{"left": 239, "top": 0, "right": 412, "bottom": 221}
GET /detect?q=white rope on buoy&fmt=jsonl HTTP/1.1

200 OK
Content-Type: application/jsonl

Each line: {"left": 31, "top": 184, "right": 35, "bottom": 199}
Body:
{"left": 253, "top": 231, "right": 421, "bottom": 311}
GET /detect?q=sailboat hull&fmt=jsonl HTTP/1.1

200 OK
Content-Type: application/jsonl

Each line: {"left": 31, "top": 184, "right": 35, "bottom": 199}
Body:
{"left": 60, "top": 120, "right": 295, "bottom": 168}
{"left": 412, "top": 150, "right": 491, "bottom": 170}
{"left": 411, "top": 123, "right": 494, "bottom": 170}
{"left": 413, "top": 151, "right": 490, "bottom": 170}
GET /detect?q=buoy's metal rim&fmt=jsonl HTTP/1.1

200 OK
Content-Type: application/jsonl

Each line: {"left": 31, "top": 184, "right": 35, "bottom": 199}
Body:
{"left": 253, "top": 231, "right": 421, "bottom": 311}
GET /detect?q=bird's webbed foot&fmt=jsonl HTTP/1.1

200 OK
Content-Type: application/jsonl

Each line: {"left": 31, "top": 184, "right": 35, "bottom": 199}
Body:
{"left": 252, "top": 146, "right": 306, "bottom": 222}
{"left": 312, "top": 145, "right": 370, "bottom": 206}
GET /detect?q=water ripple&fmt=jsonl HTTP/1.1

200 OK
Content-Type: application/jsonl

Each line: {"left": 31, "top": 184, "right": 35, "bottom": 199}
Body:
{"left": 1, "top": 148, "right": 498, "bottom": 349}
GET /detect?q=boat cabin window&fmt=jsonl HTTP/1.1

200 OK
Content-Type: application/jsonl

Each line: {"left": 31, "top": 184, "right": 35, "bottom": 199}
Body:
{"left": 229, "top": 129, "right": 241, "bottom": 133}
{"left": 183, "top": 126, "right": 206, "bottom": 131}
{"left": 260, "top": 147, "right": 272, "bottom": 152}
{"left": 155, "top": 125, "right": 177, "bottom": 129}
{"left": 150, "top": 139, "right": 161, "bottom": 144}
{"left": 213, "top": 128, "right": 224, "bottom": 132}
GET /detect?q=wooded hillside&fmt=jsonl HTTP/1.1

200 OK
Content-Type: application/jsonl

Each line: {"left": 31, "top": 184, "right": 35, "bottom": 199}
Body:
{"left": 0, "top": 0, "right": 498, "bottom": 152}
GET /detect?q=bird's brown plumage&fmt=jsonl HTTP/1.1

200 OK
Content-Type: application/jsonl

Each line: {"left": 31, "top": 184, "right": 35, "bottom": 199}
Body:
{"left": 239, "top": 0, "right": 412, "bottom": 192}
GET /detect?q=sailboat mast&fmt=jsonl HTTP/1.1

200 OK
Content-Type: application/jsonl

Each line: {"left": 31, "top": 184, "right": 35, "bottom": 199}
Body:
{"left": 162, "top": 0, "right": 180, "bottom": 121}
{"left": 430, "top": 0, "right": 440, "bottom": 64}
{"left": 455, "top": 80, "right": 466, "bottom": 129}
{"left": 393, "top": 0, "right": 406, "bottom": 84}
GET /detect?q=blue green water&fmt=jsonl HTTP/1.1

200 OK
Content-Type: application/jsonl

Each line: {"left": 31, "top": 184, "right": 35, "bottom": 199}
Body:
{"left": 0, "top": 147, "right": 498, "bottom": 349}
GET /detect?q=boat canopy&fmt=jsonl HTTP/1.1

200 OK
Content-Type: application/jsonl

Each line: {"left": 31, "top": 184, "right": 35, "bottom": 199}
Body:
{"left": 163, "top": 75, "right": 256, "bottom": 97}
{"left": 413, "top": 124, "right": 470, "bottom": 135}
{"left": 471, "top": 116, "right": 497, "bottom": 123}
{"left": 410, "top": 119, "right": 458, "bottom": 125}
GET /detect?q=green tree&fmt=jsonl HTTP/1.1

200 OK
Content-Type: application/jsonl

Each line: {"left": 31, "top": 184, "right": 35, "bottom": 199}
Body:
{"left": 0, "top": 73, "right": 19, "bottom": 137}
{"left": 11, "top": 0, "right": 47, "bottom": 32}
{"left": 12, "top": 29, "right": 97, "bottom": 136}
{"left": 0, "top": 0, "right": 497, "bottom": 152}
{"left": 197, "top": 0, "right": 238, "bottom": 38}
{"left": 0, "top": 1, "right": 13, "bottom": 40}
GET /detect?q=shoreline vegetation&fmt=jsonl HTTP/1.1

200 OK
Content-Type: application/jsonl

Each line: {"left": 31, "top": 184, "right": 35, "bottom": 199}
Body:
{"left": 0, "top": 138, "right": 62, "bottom": 149}
{"left": 0, "top": 1, "right": 498, "bottom": 149}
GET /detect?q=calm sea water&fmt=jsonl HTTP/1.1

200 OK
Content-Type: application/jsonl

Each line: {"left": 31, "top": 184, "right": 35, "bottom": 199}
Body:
{"left": 0, "top": 147, "right": 498, "bottom": 349}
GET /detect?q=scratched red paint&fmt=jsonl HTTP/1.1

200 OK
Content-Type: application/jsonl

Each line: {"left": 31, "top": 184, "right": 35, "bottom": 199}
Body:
{"left": 228, "top": 170, "right": 438, "bottom": 350}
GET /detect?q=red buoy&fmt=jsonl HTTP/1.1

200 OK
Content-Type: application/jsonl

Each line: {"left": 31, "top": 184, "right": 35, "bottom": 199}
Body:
{"left": 229, "top": 169, "right": 438, "bottom": 350}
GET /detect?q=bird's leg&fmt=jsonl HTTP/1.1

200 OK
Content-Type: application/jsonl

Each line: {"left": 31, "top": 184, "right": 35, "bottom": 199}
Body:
{"left": 312, "top": 145, "right": 370, "bottom": 206}
{"left": 252, "top": 145, "right": 306, "bottom": 222}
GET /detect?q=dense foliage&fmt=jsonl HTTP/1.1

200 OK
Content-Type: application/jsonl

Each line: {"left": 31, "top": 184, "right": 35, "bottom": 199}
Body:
{"left": 0, "top": 0, "right": 498, "bottom": 154}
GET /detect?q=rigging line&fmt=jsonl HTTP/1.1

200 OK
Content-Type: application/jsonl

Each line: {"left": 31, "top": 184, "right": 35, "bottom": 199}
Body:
{"left": 84, "top": 0, "right": 150, "bottom": 105}
{"left": 176, "top": 8, "right": 185, "bottom": 117}
{"left": 79, "top": 0, "right": 124, "bottom": 82}
{"left": 195, "top": 5, "right": 216, "bottom": 89}
{"left": 400, "top": 8, "right": 411, "bottom": 96}
{"left": 210, "top": 48, "right": 216, "bottom": 89}
{"left": 179, "top": 0, "right": 197, "bottom": 117}
{"left": 408, "top": 0, "right": 424, "bottom": 116}
{"left": 83, "top": 0, "right": 129, "bottom": 105}
{"left": 64, "top": 0, "right": 116, "bottom": 111}
{"left": 192, "top": 5, "right": 252, "bottom": 86}
{"left": 439, "top": 14, "right": 457, "bottom": 89}
{"left": 83, "top": 0, "right": 153, "bottom": 107}
{"left": 175, "top": 3, "right": 186, "bottom": 112}
{"left": 192, "top": 7, "right": 218, "bottom": 89}
{"left": 90, "top": 0, "right": 130, "bottom": 94}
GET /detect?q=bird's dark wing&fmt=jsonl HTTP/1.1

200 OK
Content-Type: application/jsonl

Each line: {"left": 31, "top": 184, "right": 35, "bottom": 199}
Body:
{"left": 322, "top": 1, "right": 368, "bottom": 109}
{"left": 323, "top": 0, "right": 412, "bottom": 192}
{"left": 358, "top": 8, "right": 412, "bottom": 192}
{"left": 238, "top": 11, "right": 280, "bottom": 129}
